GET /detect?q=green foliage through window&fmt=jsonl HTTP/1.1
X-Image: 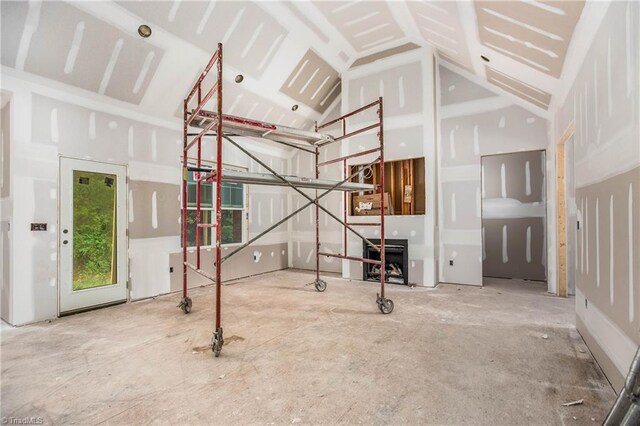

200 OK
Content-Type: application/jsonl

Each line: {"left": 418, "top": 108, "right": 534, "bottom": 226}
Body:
{"left": 184, "top": 165, "right": 244, "bottom": 247}
{"left": 72, "top": 171, "right": 117, "bottom": 290}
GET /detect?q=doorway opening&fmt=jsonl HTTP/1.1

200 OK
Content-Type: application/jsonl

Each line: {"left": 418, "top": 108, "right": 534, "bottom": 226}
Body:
{"left": 480, "top": 150, "right": 547, "bottom": 288}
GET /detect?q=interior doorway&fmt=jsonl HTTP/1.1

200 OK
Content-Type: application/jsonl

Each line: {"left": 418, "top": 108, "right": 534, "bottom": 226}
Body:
{"left": 59, "top": 157, "right": 127, "bottom": 314}
{"left": 481, "top": 150, "right": 547, "bottom": 283}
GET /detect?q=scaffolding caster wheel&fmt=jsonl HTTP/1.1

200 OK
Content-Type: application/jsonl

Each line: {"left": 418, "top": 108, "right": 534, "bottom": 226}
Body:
{"left": 178, "top": 297, "right": 192, "bottom": 314}
{"left": 376, "top": 294, "right": 394, "bottom": 314}
{"left": 314, "top": 279, "right": 327, "bottom": 292}
{"left": 212, "top": 327, "right": 224, "bottom": 357}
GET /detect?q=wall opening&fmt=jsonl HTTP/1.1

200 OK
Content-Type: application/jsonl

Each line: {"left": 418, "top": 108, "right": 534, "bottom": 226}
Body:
{"left": 480, "top": 150, "right": 547, "bottom": 284}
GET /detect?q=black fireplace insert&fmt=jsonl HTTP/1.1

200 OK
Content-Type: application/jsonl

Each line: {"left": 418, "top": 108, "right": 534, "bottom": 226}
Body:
{"left": 363, "top": 239, "right": 409, "bottom": 285}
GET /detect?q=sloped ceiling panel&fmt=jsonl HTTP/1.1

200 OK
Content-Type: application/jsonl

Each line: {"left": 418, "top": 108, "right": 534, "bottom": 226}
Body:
{"left": 224, "top": 82, "right": 314, "bottom": 130}
{"left": 0, "top": 1, "right": 28, "bottom": 68}
{"left": 486, "top": 66, "right": 551, "bottom": 110}
{"left": 439, "top": 65, "right": 495, "bottom": 106}
{"left": 117, "top": 1, "right": 287, "bottom": 79}
{"left": 2, "top": 1, "right": 163, "bottom": 105}
{"left": 406, "top": 1, "right": 473, "bottom": 70}
{"left": 350, "top": 43, "right": 420, "bottom": 69}
{"left": 280, "top": 49, "right": 340, "bottom": 114}
{"left": 313, "top": 1, "right": 405, "bottom": 52}
{"left": 475, "top": 1, "right": 585, "bottom": 78}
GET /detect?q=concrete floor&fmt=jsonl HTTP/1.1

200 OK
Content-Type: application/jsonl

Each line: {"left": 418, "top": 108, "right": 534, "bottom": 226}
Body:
{"left": 2, "top": 270, "right": 615, "bottom": 425}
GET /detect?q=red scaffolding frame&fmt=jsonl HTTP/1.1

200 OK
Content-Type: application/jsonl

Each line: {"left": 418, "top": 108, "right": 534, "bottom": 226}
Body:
{"left": 180, "top": 43, "right": 393, "bottom": 357}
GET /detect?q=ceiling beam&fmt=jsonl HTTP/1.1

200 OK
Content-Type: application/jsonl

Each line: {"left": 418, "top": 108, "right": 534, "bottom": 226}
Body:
{"left": 456, "top": 0, "right": 486, "bottom": 79}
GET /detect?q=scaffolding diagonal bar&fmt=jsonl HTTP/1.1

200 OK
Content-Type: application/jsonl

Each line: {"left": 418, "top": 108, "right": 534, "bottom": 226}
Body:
{"left": 220, "top": 156, "right": 380, "bottom": 263}
{"left": 221, "top": 135, "right": 382, "bottom": 255}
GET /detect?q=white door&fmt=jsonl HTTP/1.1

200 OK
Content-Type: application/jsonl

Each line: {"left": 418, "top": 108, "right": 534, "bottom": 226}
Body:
{"left": 59, "top": 157, "right": 127, "bottom": 313}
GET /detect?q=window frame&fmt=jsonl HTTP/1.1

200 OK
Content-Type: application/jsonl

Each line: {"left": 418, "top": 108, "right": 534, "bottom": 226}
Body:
{"left": 182, "top": 160, "right": 248, "bottom": 248}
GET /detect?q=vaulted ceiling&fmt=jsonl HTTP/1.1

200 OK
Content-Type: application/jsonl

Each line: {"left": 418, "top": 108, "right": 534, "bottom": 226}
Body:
{"left": 1, "top": 1, "right": 599, "bottom": 126}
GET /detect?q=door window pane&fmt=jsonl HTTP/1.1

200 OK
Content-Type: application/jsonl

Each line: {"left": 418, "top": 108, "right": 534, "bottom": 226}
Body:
{"left": 72, "top": 171, "right": 117, "bottom": 291}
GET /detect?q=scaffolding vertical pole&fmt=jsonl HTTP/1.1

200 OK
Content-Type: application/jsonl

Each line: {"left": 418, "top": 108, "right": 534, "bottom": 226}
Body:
{"left": 196, "top": 86, "right": 202, "bottom": 270}
{"left": 179, "top": 98, "right": 192, "bottom": 314}
{"left": 315, "top": 123, "right": 320, "bottom": 285}
{"left": 343, "top": 159, "right": 347, "bottom": 254}
{"left": 342, "top": 119, "right": 347, "bottom": 259}
{"left": 313, "top": 122, "right": 326, "bottom": 292}
{"left": 181, "top": 99, "right": 188, "bottom": 302}
{"left": 212, "top": 42, "right": 224, "bottom": 356}
{"left": 378, "top": 97, "right": 386, "bottom": 300}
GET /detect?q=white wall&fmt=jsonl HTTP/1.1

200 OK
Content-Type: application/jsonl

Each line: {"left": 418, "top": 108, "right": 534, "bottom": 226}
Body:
{"left": 437, "top": 63, "right": 549, "bottom": 287}
{"left": 1, "top": 94, "right": 13, "bottom": 323}
{"left": 289, "top": 101, "right": 344, "bottom": 274}
{"left": 341, "top": 46, "right": 438, "bottom": 287}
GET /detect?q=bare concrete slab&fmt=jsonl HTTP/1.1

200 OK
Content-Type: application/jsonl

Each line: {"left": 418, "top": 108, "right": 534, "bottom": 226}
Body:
{"left": 1, "top": 271, "right": 615, "bottom": 424}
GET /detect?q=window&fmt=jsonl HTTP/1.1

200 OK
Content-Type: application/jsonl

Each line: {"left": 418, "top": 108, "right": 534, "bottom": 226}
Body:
{"left": 349, "top": 157, "right": 425, "bottom": 216}
{"left": 184, "top": 165, "right": 246, "bottom": 247}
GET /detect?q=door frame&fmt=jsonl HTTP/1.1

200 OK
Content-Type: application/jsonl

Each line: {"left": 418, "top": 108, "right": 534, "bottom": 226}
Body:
{"left": 57, "top": 156, "right": 129, "bottom": 315}
{"left": 556, "top": 122, "right": 575, "bottom": 297}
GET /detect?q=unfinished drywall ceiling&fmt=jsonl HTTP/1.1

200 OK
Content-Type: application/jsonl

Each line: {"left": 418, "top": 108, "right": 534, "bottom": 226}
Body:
{"left": 1, "top": 1, "right": 163, "bottom": 104}
{"left": 117, "top": 1, "right": 287, "bottom": 80}
{"left": 350, "top": 43, "right": 420, "bottom": 69}
{"left": 2, "top": 0, "right": 598, "bottom": 121}
{"left": 280, "top": 49, "right": 341, "bottom": 114}
{"left": 312, "top": 1, "right": 405, "bottom": 52}
{"left": 475, "top": 1, "right": 585, "bottom": 78}
{"left": 485, "top": 66, "right": 552, "bottom": 110}
{"left": 406, "top": 1, "right": 473, "bottom": 70}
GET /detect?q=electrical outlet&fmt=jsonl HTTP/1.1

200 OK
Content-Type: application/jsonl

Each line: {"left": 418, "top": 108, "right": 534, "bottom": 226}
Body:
{"left": 449, "top": 260, "right": 454, "bottom": 266}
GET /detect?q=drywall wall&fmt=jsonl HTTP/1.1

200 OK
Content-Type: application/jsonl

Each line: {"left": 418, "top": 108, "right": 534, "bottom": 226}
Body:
{"left": 1, "top": 100, "right": 12, "bottom": 323}
{"left": 481, "top": 150, "right": 546, "bottom": 281}
{"left": 341, "top": 46, "right": 437, "bottom": 286}
{"left": 438, "top": 64, "right": 549, "bottom": 286}
{"left": 1, "top": 72, "right": 291, "bottom": 325}
{"left": 1, "top": 101, "right": 9, "bottom": 199}
{"left": 289, "top": 101, "right": 343, "bottom": 274}
{"left": 555, "top": 1, "right": 639, "bottom": 390}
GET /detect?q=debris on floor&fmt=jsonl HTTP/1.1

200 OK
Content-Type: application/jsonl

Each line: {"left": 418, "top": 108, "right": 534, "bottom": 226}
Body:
{"left": 562, "top": 399, "right": 584, "bottom": 407}
{"left": 541, "top": 334, "right": 549, "bottom": 339}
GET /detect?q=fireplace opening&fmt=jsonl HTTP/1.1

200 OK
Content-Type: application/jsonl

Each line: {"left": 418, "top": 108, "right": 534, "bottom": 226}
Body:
{"left": 363, "top": 239, "right": 409, "bottom": 285}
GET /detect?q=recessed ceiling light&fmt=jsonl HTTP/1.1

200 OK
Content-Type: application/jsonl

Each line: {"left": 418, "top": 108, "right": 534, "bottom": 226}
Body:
{"left": 138, "top": 24, "right": 152, "bottom": 38}
{"left": 235, "top": 74, "right": 244, "bottom": 83}
{"left": 291, "top": 104, "right": 299, "bottom": 111}
{"left": 481, "top": 55, "right": 490, "bottom": 62}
